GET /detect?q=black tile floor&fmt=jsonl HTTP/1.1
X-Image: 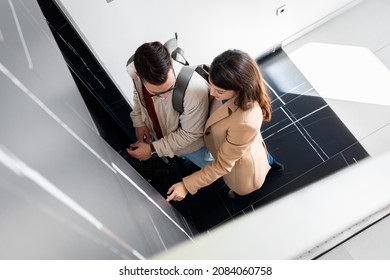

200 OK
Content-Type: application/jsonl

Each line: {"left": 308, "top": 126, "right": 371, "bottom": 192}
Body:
{"left": 144, "top": 48, "right": 370, "bottom": 233}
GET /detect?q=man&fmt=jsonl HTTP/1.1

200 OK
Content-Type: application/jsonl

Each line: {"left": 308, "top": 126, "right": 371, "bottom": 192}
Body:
{"left": 126, "top": 41, "right": 210, "bottom": 168}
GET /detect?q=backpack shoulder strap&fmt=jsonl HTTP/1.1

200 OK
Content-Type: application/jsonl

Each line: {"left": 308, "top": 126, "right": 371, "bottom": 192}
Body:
{"left": 172, "top": 65, "right": 197, "bottom": 114}
{"left": 195, "top": 64, "right": 210, "bottom": 81}
{"left": 172, "top": 64, "right": 210, "bottom": 114}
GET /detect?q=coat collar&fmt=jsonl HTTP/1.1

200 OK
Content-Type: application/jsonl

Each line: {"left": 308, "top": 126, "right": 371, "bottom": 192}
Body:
{"left": 205, "top": 96, "right": 238, "bottom": 129}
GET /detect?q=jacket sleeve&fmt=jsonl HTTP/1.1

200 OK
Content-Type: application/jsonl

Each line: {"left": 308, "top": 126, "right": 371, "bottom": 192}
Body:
{"left": 127, "top": 63, "right": 145, "bottom": 128}
{"left": 183, "top": 121, "right": 258, "bottom": 194}
{"left": 153, "top": 73, "right": 209, "bottom": 157}
{"left": 129, "top": 82, "right": 146, "bottom": 128}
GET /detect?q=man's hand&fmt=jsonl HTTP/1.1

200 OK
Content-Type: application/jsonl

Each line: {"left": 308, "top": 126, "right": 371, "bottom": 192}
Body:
{"left": 126, "top": 142, "right": 153, "bottom": 161}
{"left": 166, "top": 182, "right": 188, "bottom": 202}
{"left": 135, "top": 126, "right": 152, "bottom": 143}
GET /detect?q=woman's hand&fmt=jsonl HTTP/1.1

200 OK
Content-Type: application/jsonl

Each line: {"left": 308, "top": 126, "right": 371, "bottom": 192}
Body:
{"left": 166, "top": 182, "right": 188, "bottom": 202}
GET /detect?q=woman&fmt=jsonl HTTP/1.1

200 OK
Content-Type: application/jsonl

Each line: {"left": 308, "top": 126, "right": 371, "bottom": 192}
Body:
{"left": 166, "top": 49, "right": 283, "bottom": 201}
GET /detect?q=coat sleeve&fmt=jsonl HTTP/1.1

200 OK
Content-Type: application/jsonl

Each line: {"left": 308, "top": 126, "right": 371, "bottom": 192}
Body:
{"left": 127, "top": 63, "right": 145, "bottom": 128}
{"left": 153, "top": 73, "right": 209, "bottom": 157}
{"left": 183, "top": 120, "right": 259, "bottom": 194}
{"left": 129, "top": 84, "right": 146, "bottom": 128}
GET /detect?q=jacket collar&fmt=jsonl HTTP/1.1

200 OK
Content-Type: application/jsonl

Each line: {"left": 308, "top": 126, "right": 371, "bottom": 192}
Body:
{"left": 205, "top": 96, "right": 238, "bottom": 129}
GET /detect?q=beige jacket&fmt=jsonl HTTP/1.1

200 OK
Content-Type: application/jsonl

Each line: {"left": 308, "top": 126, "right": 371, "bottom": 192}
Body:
{"left": 127, "top": 61, "right": 209, "bottom": 157}
{"left": 183, "top": 97, "right": 271, "bottom": 196}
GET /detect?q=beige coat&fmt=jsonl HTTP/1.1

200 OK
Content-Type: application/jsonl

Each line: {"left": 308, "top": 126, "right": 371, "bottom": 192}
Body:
{"left": 127, "top": 61, "right": 209, "bottom": 157}
{"left": 183, "top": 97, "right": 271, "bottom": 196}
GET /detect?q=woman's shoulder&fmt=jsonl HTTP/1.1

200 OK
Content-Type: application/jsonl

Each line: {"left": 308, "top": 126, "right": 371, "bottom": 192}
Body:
{"left": 236, "top": 102, "right": 263, "bottom": 121}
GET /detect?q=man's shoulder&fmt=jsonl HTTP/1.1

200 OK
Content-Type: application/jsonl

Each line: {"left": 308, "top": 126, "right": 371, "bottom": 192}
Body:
{"left": 126, "top": 61, "right": 137, "bottom": 78}
{"left": 185, "top": 68, "right": 209, "bottom": 95}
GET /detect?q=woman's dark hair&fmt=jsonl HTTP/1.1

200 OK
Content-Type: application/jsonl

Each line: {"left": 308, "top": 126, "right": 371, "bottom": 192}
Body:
{"left": 133, "top": 41, "right": 172, "bottom": 85}
{"left": 209, "top": 49, "right": 272, "bottom": 121}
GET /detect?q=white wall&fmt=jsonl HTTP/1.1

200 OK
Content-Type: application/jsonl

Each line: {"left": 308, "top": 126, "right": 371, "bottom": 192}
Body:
{"left": 55, "top": 0, "right": 359, "bottom": 106}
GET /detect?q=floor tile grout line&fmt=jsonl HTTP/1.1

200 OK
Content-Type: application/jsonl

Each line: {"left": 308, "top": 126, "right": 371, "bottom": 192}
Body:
{"left": 281, "top": 107, "right": 327, "bottom": 162}
{"left": 263, "top": 103, "right": 330, "bottom": 162}
{"left": 283, "top": 105, "right": 330, "bottom": 160}
{"left": 263, "top": 79, "right": 286, "bottom": 106}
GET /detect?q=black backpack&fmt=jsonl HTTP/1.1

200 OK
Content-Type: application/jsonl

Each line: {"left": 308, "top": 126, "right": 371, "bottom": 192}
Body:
{"left": 126, "top": 33, "right": 209, "bottom": 114}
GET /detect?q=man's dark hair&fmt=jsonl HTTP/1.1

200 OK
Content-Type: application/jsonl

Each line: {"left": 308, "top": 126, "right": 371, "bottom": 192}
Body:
{"left": 133, "top": 41, "right": 172, "bottom": 85}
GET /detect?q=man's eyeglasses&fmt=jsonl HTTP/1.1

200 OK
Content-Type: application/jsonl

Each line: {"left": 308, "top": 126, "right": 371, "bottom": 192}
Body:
{"left": 149, "top": 86, "right": 177, "bottom": 98}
